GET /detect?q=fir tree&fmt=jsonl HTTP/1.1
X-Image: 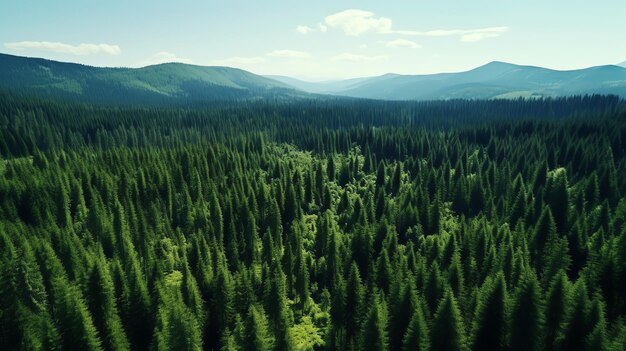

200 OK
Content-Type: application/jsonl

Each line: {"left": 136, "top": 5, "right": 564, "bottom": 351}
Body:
{"left": 509, "top": 271, "right": 543, "bottom": 351}
{"left": 430, "top": 290, "right": 467, "bottom": 351}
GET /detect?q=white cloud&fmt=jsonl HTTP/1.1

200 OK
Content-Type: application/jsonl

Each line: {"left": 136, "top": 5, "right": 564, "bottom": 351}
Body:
{"left": 324, "top": 9, "right": 392, "bottom": 36}
{"left": 267, "top": 50, "right": 311, "bottom": 59}
{"left": 4, "top": 41, "right": 120, "bottom": 55}
{"left": 330, "top": 53, "right": 388, "bottom": 62}
{"left": 459, "top": 27, "right": 509, "bottom": 42}
{"left": 395, "top": 26, "right": 509, "bottom": 42}
{"left": 296, "top": 25, "right": 313, "bottom": 34}
{"left": 386, "top": 38, "right": 421, "bottom": 49}
{"left": 211, "top": 51, "right": 311, "bottom": 68}
{"left": 142, "top": 51, "right": 193, "bottom": 66}
{"left": 212, "top": 56, "right": 266, "bottom": 66}
{"left": 317, "top": 9, "right": 507, "bottom": 42}
{"left": 297, "top": 23, "right": 328, "bottom": 35}
{"left": 359, "top": 44, "right": 368, "bottom": 49}
{"left": 394, "top": 29, "right": 462, "bottom": 36}
{"left": 460, "top": 32, "right": 500, "bottom": 42}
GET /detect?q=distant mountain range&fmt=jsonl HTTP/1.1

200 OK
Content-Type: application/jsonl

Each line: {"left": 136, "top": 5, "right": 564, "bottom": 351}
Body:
{"left": 0, "top": 53, "right": 301, "bottom": 104}
{"left": 1, "top": 53, "right": 626, "bottom": 103}
{"left": 270, "top": 61, "right": 626, "bottom": 100}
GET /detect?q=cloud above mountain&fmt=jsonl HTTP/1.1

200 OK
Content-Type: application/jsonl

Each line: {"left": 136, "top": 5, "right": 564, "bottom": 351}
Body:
{"left": 298, "top": 9, "right": 508, "bottom": 43}
{"left": 267, "top": 50, "right": 311, "bottom": 59}
{"left": 386, "top": 39, "right": 421, "bottom": 49}
{"left": 4, "top": 41, "right": 120, "bottom": 55}
{"left": 324, "top": 9, "right": 393, "bottom": 36}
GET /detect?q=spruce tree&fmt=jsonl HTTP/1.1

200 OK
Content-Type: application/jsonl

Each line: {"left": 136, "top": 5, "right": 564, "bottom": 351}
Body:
{"left": 509, "top": 271, "right": 543, "bottom": 351}
{"left": 544, "top": 270, "right": 571, "bottom": 350}
{"left": 359, "top": 293, "right": 388, "bottom": 351}
{"left": 471, "top": 272, "right": 508, "bottom": 351}
{"left": 430, "top": 290, "right": 467, "bottom": 351}
{"left": 86, "top": 257, "right": 130, "bottom": 351}
{"left": 402, "top": 300, "right": 430, "bottom": 351}
{"left": 556, "top": 280, "right": 591, "bottom": 351}
{"left": 244, "top": 305, "right": 275, "bottom": 351}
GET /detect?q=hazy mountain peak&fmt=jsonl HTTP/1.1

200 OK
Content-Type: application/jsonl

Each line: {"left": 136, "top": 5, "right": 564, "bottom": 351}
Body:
{"left": 313, "top": 60, "right": 626, "bottom": 100}
{"left": 470, "top": 61, "right": 521, "bottom": 75}
{"left": 482, "top": 61, "right": 518, "bottom": 68}
{"left": 2, "top": 53, "right": 626, "bottom": 103}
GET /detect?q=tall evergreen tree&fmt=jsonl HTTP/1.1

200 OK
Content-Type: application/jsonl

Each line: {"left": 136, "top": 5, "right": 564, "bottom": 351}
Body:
{"left": 471, "top": 272, "right": 508, "bottom": 351}
{"left": 359, "top": 293, "right": 388, "bottom": 351}
{"left": 401, "top": 300, "right": 430, "bottom": 351}
{"left": 244, "top": 305, "right": 275, "bottom": 351}
{"left": 430, "top": 290, "right": 467, "bottom": 351}
{"left": 86, "top": 257, "right": 130, "bottom": 351}
{"left": 544, "top": 270, "right": 571, "bottom": 351}
{"left": 509, "top": 271, "right": 544, "bottom": 351}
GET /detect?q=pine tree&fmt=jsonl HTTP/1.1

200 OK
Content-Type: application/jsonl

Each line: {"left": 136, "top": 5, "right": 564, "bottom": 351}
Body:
{"left": 242, "top": 209, "right": 260, "bottom": 265}
{"left": 210, "top": 267, "right": 235, "bottom": 347}
{"left": 388, "top": 281, "right": 417, "bottom": 351}
{"left": 0, "top": 237, "right": 61, "bottom": 350}
{"left": 471, "top": 272, "right": 508, "bottom": 351}
{"left": 329, "top": 275, "right": 347, "bottom": 350}
{"left": 284, "top": 184, "right": 299, "bottom": 227}
{"left": 243, "top": 305, "right": 275, "bottom": 351}
{"left": 265, "top": 263, "right": 292, "bottom": 351}
{"left": 402, "top": 300, "right": 430, "bottom": 351}
{"left": 120, "top": 255, "right": 153, "bottom": 350}
{"left": 86, "top": 257, "right": 130, "bottom": 351}
{"left": 345, "top": 262, "right": 365, "bottom": 341}
{"left": 352, "top": 226, "right": 373, "bottom": 279}
{"left": 509, "top": 271, "right": 543, "bottom": 351}
{"left": 425, "top": 263, "right": 444, "bottom": 314}
{"left": 359, "top": 293, "right": 388, "bottom": 351}
{"left": 391, "top": 163, "right": 402, "bottom": 195}
{"left": 430, "top": 290, "right": 467, "bottom": 351}
{"left": 585, "top": 295, "right": 609, "bottom": 351}
{"left": 544, "top": 270, "right": 571, "bottom": 350}
{"left": 532, "top": 207, "right": 557, "bottom": 268}
{"left": 544, "top": 168, "right": 569, "bottom": 234}
{"left": 51, "top": 275, "right": 104, "bottom": 350}
{"left": 556, "top": 280, "right": 591, "bottom": 351}
{"left": 376, "top": 249, "right": 394, "bottom": 294}
{"left": 152, "top": 282, "right": 203, "bottom": 351}
{"left": 448, "top": 252, "right": 465, "bottom": 298}
{"left": 376, "top": 162, "right": 386, "bottom": 191}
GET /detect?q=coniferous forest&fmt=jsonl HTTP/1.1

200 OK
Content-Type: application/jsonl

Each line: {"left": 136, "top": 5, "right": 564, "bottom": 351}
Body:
{"left": 2, "top": 93, "right": 626, "bottom": 351}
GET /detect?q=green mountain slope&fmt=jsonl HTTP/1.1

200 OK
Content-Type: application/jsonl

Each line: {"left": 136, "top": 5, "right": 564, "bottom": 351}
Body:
{"left": 3, "top": 53, "right": 625, "bottom": 103}
{"left": 281, "top": 61, "right": 626, "bottom": 100}
{"left": 0, "top": 53, "right": 299, "bottom": 103}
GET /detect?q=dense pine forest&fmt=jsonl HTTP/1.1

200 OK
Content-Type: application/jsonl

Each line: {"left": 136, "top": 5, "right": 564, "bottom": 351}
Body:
{"left": 2, "top": 93, "right": 626, "bottom": 351}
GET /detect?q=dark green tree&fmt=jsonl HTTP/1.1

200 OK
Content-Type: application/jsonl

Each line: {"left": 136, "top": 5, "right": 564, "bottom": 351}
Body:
{"left": 430, "top": 290, "right": 467, "bottom": 351}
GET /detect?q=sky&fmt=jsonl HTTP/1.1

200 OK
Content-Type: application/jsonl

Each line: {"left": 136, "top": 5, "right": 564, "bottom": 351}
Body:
{"left": 1, "top": 0, "right": 625, "bottom": 80}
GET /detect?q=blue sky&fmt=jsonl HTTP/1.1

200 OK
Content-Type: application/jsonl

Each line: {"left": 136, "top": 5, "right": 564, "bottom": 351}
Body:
{"left": 1, "top": 0, "right": 625, "bottom": 79}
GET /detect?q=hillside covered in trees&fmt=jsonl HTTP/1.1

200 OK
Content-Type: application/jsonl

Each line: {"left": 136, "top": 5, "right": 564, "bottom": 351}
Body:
{"left": 1, "top": 94, "right": 626, "bottom": 350}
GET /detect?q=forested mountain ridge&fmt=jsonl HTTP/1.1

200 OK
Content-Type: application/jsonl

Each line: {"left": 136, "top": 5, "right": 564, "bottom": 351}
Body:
{"left": 0, "top": 53, "right": 301, "bottom": 104}
{"left": 1, "top": 94, "right": 626, "bottom": 350}
{"left": 4, "top": 52, "right": 626, "bottom": 104}
{"left": 270, "top": 62, "right": 626, "bottom": 100}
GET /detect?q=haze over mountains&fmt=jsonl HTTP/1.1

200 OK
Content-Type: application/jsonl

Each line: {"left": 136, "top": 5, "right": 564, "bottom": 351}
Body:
{"left": 1, "top": 52, "right": 626, "bottom": 103}
{"left": 270, "top": 61, "right": 626, "bottom": 100}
